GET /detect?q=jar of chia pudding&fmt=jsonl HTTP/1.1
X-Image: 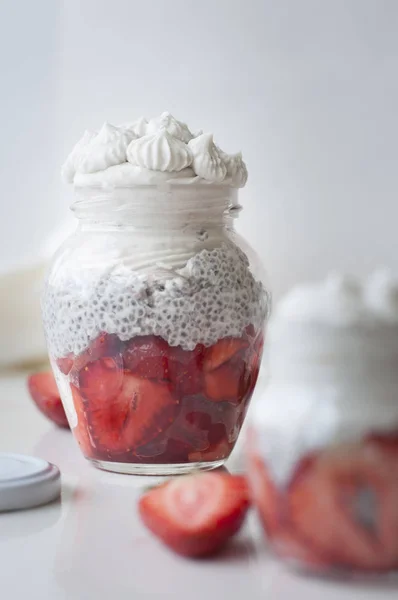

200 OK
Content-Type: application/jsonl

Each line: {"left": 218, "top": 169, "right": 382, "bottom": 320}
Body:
{"left": 246, "top": 273, "right": 398, "bottom": 577}
{"left": 43, "top": 113, "right": 270, "bottom": 475}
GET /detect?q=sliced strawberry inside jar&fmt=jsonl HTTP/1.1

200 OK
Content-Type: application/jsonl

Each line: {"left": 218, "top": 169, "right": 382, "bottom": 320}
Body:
{"left": 56, "top": 356, "right": 74, "bottom": 375}
{"left": 204, "top": 358, "right": 247, "bottom": 403}
{"left": 78, "top": 356, "right": 124, "bottom": 403}
{"left": 123, "top": 335, "right": 170, "bottom": 380}
{"left": 73, "top": 333, "right": 124, "bottom": 374}
{"left": 84, "top": 372, "right": 179, "bottom": 455}
{"left": 203, "top": 337, "right": 248, "bottom": 372}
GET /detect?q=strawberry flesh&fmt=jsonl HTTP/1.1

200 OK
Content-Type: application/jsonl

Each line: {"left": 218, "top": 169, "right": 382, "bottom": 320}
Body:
{"left": 123, "top": 335, "right": 170, "bottom": 380}
{"left": 27, "top": 371, "right": 69, "bottom": 428}
{"left": 85, "top": 372, "right": 179, "bottom": 454}
{"left": 204, "top": 357, "right": 247, "bottom": 403}
{"left": 203, "top": 337, "right": 248, "bottom": 372}
{"left": 287, "top": 441, "right": 398, "bottom": 571}
{"left": 56, "top": 356, "right": 73, "bottom": 375}
{"left": 78, "top": 357, "right": 124, "bottom": 403}
{"left": 139, "top": 472, "right": 250, "bottom": 557}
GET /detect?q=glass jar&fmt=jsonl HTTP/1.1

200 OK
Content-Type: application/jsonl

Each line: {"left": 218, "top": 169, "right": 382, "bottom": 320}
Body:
{"left": 246, "top": 317, "right": 398, "bottom": 577}
{"left": 42, "top": 185, "right": 270, "bottom": 475}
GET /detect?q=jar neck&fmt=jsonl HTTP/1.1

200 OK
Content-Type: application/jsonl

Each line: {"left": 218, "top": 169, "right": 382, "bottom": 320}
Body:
{"left": 71, "top": 184, "right": 241, "bottom": 232}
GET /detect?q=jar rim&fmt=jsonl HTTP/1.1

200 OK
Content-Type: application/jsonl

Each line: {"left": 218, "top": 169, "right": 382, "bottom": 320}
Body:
{"left": 71, "top": 183, "right": 241, "bottom": 228}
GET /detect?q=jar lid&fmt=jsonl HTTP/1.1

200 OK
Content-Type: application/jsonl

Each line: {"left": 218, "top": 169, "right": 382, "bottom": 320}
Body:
{"left": 0, "top": 453, "right": 61, "bottom": 512}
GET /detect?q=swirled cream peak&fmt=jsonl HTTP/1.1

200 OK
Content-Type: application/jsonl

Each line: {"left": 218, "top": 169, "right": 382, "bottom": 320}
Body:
{"left": 188, "top": 133, "right": 227, "bottom": 183}
{"left": 224, "top": 152, "right": 248, "bottom": 187}
{"left": 127, "top": 128, "right": 193, "bottom": 172}
{"left": 62, "top": 112, "right": 248, "bottom": 187}
{"left": 61, "top": 129, "right": 97, "bottom": 183}
{"left": 119, "top": 117, "right": 147, "bottom": 140}
{"left": 146, "top": 112, "right": 193, "bottom": 143}
{"left": 77, "top": 123, "right": 130, "bottom": 174}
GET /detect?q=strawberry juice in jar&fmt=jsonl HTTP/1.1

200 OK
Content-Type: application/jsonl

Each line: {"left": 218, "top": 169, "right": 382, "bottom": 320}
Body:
{"left": 247, "top": 273, "right": 398, "bottom": 577}
{"left": 42, "top": 113, "right": 270, "bottom": 474}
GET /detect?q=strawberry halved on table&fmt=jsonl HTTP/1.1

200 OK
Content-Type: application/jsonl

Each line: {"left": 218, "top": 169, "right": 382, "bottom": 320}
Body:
{"left": 85, "top": 372, "right": 179, "bottom": 455}
{"left": 139, "top": 472, "right": 250, "bottom": 557}
{"left": 203, "top": 337, "right": 248, "bottom": 372}
{"left": 287, "top": 441, "right": 398, "bottom": 571}
{"left": 27, "top": 371, "right": 69, "bottom": 428}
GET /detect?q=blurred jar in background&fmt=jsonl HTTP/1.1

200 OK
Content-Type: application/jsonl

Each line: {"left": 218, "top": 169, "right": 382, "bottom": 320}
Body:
{"left": 0, "top": 220, "right": 74, "bottom": 370}
{"left": 247, "top": 272, "right": 398, "bottom": 576}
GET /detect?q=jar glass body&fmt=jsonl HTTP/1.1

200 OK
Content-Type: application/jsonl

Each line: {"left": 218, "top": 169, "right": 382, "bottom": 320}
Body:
{"left": 42, "top": 185, "right": 270, "bottom": 474}
{"left": 246, "top": 326, "right": 398, "bottom": 576}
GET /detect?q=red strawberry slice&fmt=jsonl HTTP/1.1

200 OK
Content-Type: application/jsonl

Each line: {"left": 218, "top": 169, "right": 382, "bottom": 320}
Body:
{"left": 167, "top": 344, "right": 205, "bottom": 396}
{"left": 123, "top": 335, "right": 170, "bottom": 380}
{"left": 204, "top": 358, "right": 247, "bottom": 403}
{"left": 27, "top": 371, "right": 69, "bottom": 428}
{"left": 56, "top": 356, "right": 74, "bottom": 375}
{"left": 85, "top": 372, "right": 179, "bottom": 454}
{"left": 244, "top": 324, "right": 256, "bottom": 340}
{"left": 246, "top": 448, "right": 280, "bottom": 538}
{"left": 73, "top": 333, "right": 123, "bottom": 373}
{"left": 246, "top": 430, "right": 329, "bottom": 569}
{"left": 167, "top": 358, "right": 203, "bottom": 396}
{"left": 78, "top": 357, "right": 124, "bottom": 403}
{"left": 139, "top": 472, "right": 250, "bottom": 557}
{"left": 288, "top": 442, "right": 398, "bottom": 570}
{"left": 367, "top": 432, "right": 398, "bottom": 462}
{"left": 203, "top": 337, "right": 248, "bottom": 372}
{"left": 168, "top": 399, "right": 212, "bottom": 453}
{"left": 70, "top": 384, "right": 94, "bottom": 457}
{"left": 170, "top": 396, "right": 242, "bottom": 450}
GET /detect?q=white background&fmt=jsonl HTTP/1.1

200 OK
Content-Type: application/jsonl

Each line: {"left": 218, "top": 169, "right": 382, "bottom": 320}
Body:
{"left": 1, "top": 0, "right": 398, "bottom": 298}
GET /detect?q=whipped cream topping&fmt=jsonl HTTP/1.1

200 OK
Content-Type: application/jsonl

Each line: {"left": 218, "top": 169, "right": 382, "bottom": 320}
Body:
{"left": 188, "top": 134, "right": 227, "bottom": 182}
{"left": 119, "top": 117, "right": 148, "bottom": 139}
{"left": 61, "top": 130, "right": 97, "bottom": 184}
{"left": 77, "top": 123, "right": 130, "bottom": 174}
{"left": 146, "top": 112, "right": 193, "bottom": 143}
{"left": 62, "top": 112, "right": 248, "bottom": 188}
{"left": 127, "top": 128, "right": 193, "bottom": 172}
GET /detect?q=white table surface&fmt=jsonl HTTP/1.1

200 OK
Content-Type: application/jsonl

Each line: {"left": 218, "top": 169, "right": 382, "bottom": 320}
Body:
{"left": 1, "top": 372, "right": 397, "bottom": 599}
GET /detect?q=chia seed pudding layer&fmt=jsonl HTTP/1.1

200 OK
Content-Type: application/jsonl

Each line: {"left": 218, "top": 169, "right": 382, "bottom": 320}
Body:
{"left": 43, "top": 243, "right": 269, "bottom": 359}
